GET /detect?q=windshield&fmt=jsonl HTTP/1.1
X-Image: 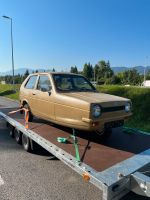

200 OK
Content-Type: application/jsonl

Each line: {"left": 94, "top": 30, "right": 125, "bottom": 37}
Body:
{"left": 53, "top": 74, "right": 96, "bottom": 92}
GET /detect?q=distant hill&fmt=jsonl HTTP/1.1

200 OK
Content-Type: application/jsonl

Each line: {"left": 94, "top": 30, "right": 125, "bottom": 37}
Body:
{"left": 111, "top": 66, "right": 150, "bottom": 75}
{"left": 0, "top": 68, "right": 52, "bottom": 76}
{"left": 111, "top": 67, "right": 127, "bottom": 74}
{"left": 0, "top": 66, "right": 150, "bottom": 76}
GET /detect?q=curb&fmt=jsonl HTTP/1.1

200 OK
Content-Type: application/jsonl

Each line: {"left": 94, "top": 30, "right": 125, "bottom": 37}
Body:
{"left": 0, "top": 96, "right": 19, "bottom": 103}
{"left": 123, "top": 126, "right": 150, "bottom": 135}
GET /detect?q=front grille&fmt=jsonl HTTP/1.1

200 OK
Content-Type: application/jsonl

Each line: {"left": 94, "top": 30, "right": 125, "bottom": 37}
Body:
{"left": 102, "top": 106, "right": 125, "bottom": 113}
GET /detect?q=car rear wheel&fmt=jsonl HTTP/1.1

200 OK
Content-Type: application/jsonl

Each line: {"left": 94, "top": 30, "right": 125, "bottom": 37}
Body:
{"left": 23, "top": 103, "right": 33, "bottom": 122}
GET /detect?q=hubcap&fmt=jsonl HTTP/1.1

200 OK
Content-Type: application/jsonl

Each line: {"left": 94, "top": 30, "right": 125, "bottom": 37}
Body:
{"left": 15, "top": 130, "right": 20, "bottom": 141}
{"left": 22, "top": 134, "right": 28, "bottom": 148}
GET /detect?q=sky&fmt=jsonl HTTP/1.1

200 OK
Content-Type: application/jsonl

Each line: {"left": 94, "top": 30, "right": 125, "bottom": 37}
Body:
{"left": 0, "top": 0, "right": 150, "bottom": 72}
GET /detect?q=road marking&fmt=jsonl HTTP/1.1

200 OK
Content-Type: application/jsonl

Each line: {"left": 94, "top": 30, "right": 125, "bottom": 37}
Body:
{"left": 0, "top": 175, "right": 4, "bottom": 185}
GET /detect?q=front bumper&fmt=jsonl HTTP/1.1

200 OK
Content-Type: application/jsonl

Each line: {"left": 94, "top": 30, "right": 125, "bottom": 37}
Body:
{"left": 81, "top": 112, "right": 132, "bottom": 131}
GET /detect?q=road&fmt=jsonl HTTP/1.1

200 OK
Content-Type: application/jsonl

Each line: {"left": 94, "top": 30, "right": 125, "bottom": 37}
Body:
{"left": 0, "top": 97, "right": 148, "bottom": 200}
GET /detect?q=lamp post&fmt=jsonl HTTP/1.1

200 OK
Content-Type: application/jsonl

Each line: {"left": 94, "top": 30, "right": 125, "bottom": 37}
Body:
{"left": 144, "top": 56, "right": 148, "bottom": 85}
{"left": 2, "top": 15, "right": 15, "bottom": 87}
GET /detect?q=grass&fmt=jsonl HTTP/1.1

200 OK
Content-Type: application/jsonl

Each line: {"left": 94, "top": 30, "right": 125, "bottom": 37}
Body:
{"left": 97, "top": 85, "right": 150, "bottom": 132}
{"left": 0, "top": 84, "right": 149, "bottom": 132}
{"left": 0, "top": 84, "right": 20, "bottom": 100}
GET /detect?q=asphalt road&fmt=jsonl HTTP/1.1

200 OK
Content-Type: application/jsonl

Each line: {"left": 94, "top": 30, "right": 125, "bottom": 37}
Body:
{"left": 0, "top": 97, "right": 148, "bottom": 200}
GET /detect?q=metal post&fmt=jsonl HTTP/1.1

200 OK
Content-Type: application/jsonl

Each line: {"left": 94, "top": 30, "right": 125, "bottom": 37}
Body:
{"left": 144, "top": 56, "right": 148, "bottom": 84}
{"left": 10, "top": 18, "right": 15, "bottom": 86}
{"left": 94, "top": 67, "right": 95, "bottom": 84}
{"left": 2, "top": 16, "right": 15, "bottom": 89}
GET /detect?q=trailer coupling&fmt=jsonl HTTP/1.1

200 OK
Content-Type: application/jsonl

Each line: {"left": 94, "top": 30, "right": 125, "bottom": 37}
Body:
{"left": 130, "top": 171, "right": 150, "bottom": 197}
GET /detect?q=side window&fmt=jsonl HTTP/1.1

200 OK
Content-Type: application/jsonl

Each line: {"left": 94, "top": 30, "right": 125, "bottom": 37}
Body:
{"left": 37, "top": 75, "right": 51, "bottom": 92}
{"left": 25, "top": 76, "right": 37, "bottom": 89}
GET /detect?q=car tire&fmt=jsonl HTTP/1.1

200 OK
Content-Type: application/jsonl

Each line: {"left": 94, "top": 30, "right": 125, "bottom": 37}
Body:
{"left": 23, "top": 103, "right": 33, "bottom": 122}
{"left": 9, "top": 126, "right": 15, "bottom": 138}
{"left": 14, "top": 128, "right": 22, "bottom": 144}
{"left": 22, "top": 134, "right": 31, "bottom": 152}
{"left": 95, "top": 128, "right": 112, "bottom": 140}
{"left": 103, "top": 128, "right": 112, "bottom": 138}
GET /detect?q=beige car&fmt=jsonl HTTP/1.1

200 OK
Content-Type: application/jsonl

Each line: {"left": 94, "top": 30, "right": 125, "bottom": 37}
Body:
{"left": 20, "top": 72, "right": 132, "bottom": 135}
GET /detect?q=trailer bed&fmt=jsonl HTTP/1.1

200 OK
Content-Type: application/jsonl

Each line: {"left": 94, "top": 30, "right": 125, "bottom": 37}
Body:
{"left": 2, "top": 107, "right": 150, "bottom": 171}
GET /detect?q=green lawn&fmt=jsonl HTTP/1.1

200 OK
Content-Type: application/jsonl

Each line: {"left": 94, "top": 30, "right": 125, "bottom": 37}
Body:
{"left": 0, "top": 84, "right": 149, "bottom": 132}
{"left": 0, "top": 84, "right": 20, "bottom": 100}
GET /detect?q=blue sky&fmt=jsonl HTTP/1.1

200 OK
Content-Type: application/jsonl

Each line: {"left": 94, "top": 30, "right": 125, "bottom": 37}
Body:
{"left": 0, "top": 0, "right": 150, "bottom": 72}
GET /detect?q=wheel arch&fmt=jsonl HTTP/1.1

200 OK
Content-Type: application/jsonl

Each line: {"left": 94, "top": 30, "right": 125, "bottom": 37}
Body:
{"left": 21, "top": 99, "right": 29, "bottom": 107}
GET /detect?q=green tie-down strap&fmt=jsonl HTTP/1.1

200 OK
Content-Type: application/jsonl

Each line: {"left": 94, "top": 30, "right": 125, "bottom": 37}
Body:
{"left": 57, "top": 129, "right": 80, "bottom": 162}
{"left": 71, "top": 135, "right": 80, "bottom": 162}
{"left": 57, "top": 137, "right": 68, "bottom": 143}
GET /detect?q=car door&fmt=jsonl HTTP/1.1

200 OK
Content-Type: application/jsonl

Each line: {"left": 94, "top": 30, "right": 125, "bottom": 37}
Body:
{"left": 35, "top": 74, "right": 55, "bottom": 120}
{"left": 23, "top": 75, "right": 38, "bottom": 115}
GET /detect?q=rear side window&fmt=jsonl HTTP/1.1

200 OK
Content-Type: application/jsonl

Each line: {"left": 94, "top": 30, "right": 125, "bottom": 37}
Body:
{"left": 25, "top": 76, "right": 37, "bottom": 89}
{"left": 37, "top": 75, "right": 51, "bottom": 92}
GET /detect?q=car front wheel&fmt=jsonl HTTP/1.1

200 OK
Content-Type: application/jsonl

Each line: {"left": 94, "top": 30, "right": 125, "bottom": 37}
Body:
{"left": 95, "top": 128, "right": 112, "bottom": 140}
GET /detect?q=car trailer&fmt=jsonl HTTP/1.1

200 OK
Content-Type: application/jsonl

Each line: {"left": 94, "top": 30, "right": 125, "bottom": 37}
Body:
{"left": 0, "top": 107, "right": 150, "bottom": 200}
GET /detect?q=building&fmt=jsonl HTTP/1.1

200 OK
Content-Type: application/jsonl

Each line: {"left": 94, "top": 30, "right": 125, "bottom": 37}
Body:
{"left": 1, "top": 81, "right": 6, "bottom": 84}
{"left": 142, "top": 80, "right": 150, "bottom": 87}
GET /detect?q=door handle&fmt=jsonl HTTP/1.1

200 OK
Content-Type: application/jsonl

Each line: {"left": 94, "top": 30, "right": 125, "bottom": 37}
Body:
{"left": 32, "top": 93, "right": 36, "bottom": 95}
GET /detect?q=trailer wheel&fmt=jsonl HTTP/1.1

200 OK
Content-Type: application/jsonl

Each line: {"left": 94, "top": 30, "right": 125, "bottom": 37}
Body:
{"left": 23, "top": 103, "right": 33, "bottom": 122}
{"left": 22, "top": 134, "right": 31, "bottom": 152}
{"left": 9, "top": 126, "right": 15, "bottom": 138}
{"left": 14, "top": 128, "right": 22, "bottom": 144}
{"left": 6, "top": 122, "right": 9, "bottom": 128}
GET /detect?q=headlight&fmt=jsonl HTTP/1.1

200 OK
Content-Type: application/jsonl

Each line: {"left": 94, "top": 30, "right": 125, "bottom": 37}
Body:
{"left": 125, "top": 102, "right": 131, "bottom": 112}
{"left": 92, "top": 105, "right": 101, "bottom": 118}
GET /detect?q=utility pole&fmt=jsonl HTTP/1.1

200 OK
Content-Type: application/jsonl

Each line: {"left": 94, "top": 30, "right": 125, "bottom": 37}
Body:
{"left": 2, "top": 15, "right": 15, "bottom": 88}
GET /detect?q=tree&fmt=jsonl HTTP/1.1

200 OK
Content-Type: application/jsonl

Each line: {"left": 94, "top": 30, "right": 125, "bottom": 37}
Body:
{"left": 70, "top": 66, "right": 78, "bottom": 74}
{"left": 52, "top": 68, "right": 55, "bottom": 72}
{"left": 83, "top": 63, "right": 93, "bottom": 80}
{"left": 23, "top": 69, "right": 29, "bottom": 80}
{"left": 24, "top": 69, "right": 29, "bottom": 76}
{"left": 108, "top": 75, "right": 121, "bottom": 85}
{"left": 146, "top": 70, "right": 150, "bottom": 80}
{"left": 94, "top": 60, "right": 114, "bottom": 83}
{"left": 117, "top": 69, "right": 141, "bottom": 85}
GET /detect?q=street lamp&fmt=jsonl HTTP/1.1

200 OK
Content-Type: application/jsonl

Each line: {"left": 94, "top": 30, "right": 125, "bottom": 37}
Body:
{"left": 2, "top": 15, "right": 15, "bottom": 87}
{"left": 144, "top": 56, "right": 148, "bottom": 84}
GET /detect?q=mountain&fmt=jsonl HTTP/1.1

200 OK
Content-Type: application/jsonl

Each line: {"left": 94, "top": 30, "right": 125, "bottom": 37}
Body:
{"left": 1, "top": 66, "right": 150, "bottom": 76}
{"left": 111, "top": 67, "right": 127, "bottom": 74}
{"left": 0, "top": 68, "right": 52, "bottom": 76}
{"left": 111, "top": 66, "right": 150, "bottom": 75}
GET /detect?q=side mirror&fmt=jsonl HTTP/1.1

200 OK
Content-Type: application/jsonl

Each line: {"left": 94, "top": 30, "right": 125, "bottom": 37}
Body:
{"left": 48, "top": 91, "right": 51, "bottom": 96}
{"left": 48, "top": 85, "right": 52, "bottom": 96}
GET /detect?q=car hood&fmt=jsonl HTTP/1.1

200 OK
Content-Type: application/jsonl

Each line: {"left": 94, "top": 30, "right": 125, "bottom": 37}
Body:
{"left": 62, "top": 92, "right": 130, "bottom": 106}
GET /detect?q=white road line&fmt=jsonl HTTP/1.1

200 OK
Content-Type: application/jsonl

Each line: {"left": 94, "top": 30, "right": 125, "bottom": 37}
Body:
{"left": 0, "top": 175, "right": 4, "bottom": 185}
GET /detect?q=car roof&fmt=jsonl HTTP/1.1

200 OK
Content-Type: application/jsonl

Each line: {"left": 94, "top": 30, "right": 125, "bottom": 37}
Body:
{"left": 30, "top": 72, "right": 82, "bottom": 76}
